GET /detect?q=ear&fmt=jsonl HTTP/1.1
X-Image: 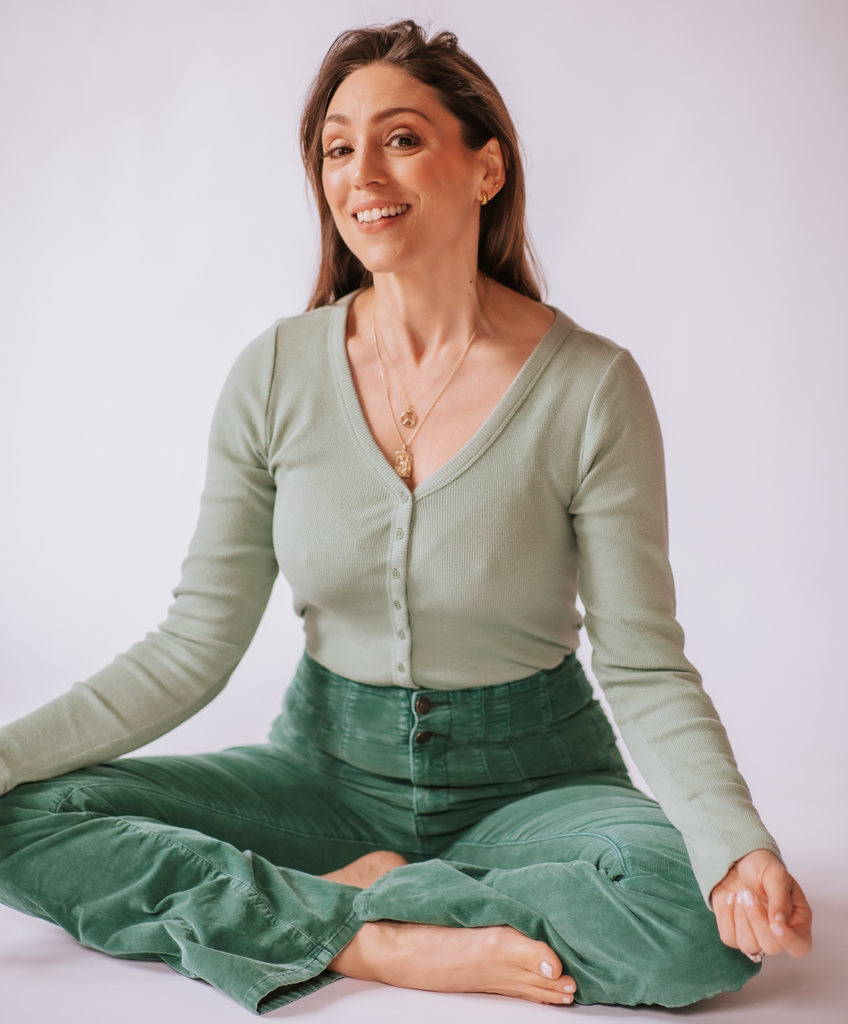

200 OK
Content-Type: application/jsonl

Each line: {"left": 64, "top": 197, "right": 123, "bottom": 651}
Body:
{"left": 477, "top": 137, "right": 506, "bottom": 201}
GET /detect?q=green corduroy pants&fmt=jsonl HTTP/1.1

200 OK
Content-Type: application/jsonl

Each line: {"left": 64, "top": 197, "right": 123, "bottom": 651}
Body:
{"left": 0, "top": 652, "right": 759, "bottom": 1013}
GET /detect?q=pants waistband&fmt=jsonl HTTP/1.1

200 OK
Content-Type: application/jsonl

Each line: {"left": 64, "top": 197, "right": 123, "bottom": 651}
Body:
{"left": 268, "top": 652, "right": 623, "bottom": 789}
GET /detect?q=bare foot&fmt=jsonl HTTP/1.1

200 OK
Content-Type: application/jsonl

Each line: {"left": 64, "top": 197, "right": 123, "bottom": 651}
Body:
{"left": 329, "top": 921, "right": 576, "bottom": 1005}
{"left": 319, "top": 850, "right": 409, "bottom": 889}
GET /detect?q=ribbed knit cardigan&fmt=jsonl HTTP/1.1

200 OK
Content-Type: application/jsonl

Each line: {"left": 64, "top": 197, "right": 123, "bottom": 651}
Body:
{"left": 0, "top": 290, "right": 781, "bottom": 903}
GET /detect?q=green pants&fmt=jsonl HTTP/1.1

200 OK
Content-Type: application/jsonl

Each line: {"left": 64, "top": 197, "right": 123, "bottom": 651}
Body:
{"left": 0, "top": 653, "right": 758, "bottom": 1013}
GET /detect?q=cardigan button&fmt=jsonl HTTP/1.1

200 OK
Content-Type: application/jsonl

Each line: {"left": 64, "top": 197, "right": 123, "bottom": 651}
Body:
{"left": 415, "top": 731, "right": 433, "bottom": 744}
{"left": 415, "top": 697, "right": 433, "bottom": 715}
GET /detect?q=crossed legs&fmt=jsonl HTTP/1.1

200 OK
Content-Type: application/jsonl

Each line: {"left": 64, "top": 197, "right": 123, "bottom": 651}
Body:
{"left": 326, "top": 780, "right": 760, "bottom": 1007}
{"left": 0, "top": 749, "right": 757, "bottom": 1011}
{"left": 326, "top": 849, "right": 577, "bottom": 1004}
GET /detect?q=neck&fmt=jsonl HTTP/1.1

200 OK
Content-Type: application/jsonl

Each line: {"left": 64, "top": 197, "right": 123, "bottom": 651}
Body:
{"left": 369, "top": 257, "right": 488, "bottom": 367}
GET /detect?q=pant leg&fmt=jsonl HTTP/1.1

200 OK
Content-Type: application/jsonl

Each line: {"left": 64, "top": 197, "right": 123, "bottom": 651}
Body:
{"left": 0, "top": 745, "right": 405, "bottom": 1013}
{"left": 352, "top": 774, "right": 760, "bottom": 1008}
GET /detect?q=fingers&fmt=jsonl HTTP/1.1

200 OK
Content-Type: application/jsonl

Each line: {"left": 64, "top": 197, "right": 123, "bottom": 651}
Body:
{"left": 770, "top": 897, "right": 814, "bottom": 958}
{"left": 733, "top": 890, "right": 783, "bottom": 956}
{"left": 760, "top": 869, "right": 814, "bottom": 958}
{"left": 771, "top": 914, "right": 811, "bottom": 958}
{"left": 714, "top": 855, "right": 814, "bottom": 961}
{"left": 760, "top": 862, "right": 794, "bottom": 922}
{"left": 714, "top": 883, "right": 784, "bottom": 957}
{"left": 722, "top": 885, "right": 813, "bottom": 960}
{"left": 732, "top": 891, "right": 762, "bottom": 956}
{"left": 714, "top": 887, "right": 740, "bottom": 949}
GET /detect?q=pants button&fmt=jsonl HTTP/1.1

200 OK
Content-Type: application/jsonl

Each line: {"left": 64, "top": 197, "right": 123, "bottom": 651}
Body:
{"left": 415, "top": 697, "right": 433, "bottom": 715}
{"left": 415, "top": 731, "right": 433, "bottom": 744}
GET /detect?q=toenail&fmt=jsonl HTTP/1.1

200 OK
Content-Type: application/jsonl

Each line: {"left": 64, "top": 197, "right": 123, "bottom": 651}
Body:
{"left": 540, "top": 960, "right": 554, "bottom": 979}
{"left": 562, "top": 994, "right": 573, "bottom": 1003}
{"left": 563, "top": 983, "right": 575, "bottom": 992}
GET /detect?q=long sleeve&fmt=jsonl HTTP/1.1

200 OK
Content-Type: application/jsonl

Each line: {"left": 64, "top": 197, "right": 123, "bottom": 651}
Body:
{"left": 0, "top": 297, "right": 784, "bottom": 905}
{"left": 569, "top": 349, "right": 782, "bottom": 904}
{"left": 0, "top": 325, "right": 280, "bottom": 796}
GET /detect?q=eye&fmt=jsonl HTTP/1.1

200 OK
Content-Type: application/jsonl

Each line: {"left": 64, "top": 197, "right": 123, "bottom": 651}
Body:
{"left": 322, "top": 144, "right": 352, "bottom": 159}
{"left": 388, "top": 131, "right": 420, "bottom": 149}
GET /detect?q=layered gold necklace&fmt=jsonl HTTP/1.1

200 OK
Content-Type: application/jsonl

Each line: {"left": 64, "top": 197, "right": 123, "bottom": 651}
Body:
{"left": 372, "top": 275, "right": 489, "bottom": 479}
{"left": 377, "top": 332, "right": 455, "bottom": 430}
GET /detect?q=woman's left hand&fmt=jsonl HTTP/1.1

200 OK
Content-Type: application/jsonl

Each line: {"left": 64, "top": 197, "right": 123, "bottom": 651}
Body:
{"left": 711, "top": 849, "right": 812, "bottom": 959}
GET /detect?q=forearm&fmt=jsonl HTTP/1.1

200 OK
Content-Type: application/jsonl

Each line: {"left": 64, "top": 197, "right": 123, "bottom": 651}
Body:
{"left": 0, "top": 640, "right": 232, "bottom": 794}
{"left": 603, "top": 667, "right": 782, "bottom": 903}
{"left": 0, "top": 324, "right": 281, "bottom": 796}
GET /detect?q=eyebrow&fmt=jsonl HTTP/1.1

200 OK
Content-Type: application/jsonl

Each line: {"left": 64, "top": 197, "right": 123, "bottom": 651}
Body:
{"left": 320, "top": 106, "right": 433, "bottom": 132}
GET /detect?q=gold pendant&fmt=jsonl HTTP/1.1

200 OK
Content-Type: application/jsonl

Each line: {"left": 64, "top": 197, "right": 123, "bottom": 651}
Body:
{"left": 394, "top": 449, "right": 412, "bottom": 478}
{"left": 400, "top": 406, "right": 417, "bottom": 428}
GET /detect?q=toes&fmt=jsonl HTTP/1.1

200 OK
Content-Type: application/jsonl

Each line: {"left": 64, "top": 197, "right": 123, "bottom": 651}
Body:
{"left": 528, "top": 941, "right": 572, "bottom": 989}
{"left": 522, "top": 940, "right": 577, "bottom": 1003}
{"left": 539, "top": 961, "right": 576, "bottom": 994}
{"left": 527, "top": 983, "right": 575, "bottom": 1005}
{"left": 549, "top": 978, "right": 576, "bottom": 1003}
{"left": 525, "top": 940, "right": 561, "bottom": 979}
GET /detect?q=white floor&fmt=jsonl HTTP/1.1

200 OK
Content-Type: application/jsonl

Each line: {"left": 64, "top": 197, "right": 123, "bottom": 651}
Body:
{"left": 1, "top": 851, "right": 844, "bottom": 1024}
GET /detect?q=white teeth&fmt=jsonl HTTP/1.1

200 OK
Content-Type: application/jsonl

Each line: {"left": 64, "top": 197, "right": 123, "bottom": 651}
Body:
{"left": 356, "top": 204, "right": 409, "bottom": 223}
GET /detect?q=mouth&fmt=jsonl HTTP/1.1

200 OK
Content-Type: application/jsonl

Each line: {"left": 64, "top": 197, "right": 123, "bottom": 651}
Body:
{"left": 353, "top": 203, "right": 410, "bottom": 226}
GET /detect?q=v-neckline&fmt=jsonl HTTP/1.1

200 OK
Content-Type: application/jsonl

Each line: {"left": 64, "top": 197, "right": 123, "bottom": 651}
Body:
{"left": 328, "top": 290, "right": 575, "bottom": 501}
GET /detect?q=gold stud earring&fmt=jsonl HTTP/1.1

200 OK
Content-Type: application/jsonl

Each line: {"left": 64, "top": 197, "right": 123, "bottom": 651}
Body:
{"left": 481, "top": 192, "right": 488, "bottom": 205}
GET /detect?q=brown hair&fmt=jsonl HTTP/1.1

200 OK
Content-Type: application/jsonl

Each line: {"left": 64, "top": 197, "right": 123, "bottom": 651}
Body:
{"left": 300, "top": 19, "right": 546, "bottom": 310}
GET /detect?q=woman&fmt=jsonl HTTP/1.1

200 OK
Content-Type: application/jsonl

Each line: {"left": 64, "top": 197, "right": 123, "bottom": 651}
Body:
{"left": 0, "top": 19, "right": 811, "bottom": 1013}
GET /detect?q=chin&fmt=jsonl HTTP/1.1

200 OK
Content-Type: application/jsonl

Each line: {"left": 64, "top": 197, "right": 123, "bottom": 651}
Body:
{"left": 352, "top": 247, "right": 416, "bottom": 277}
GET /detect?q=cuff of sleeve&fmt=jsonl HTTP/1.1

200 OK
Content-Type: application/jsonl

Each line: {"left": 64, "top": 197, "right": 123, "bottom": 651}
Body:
{"left": 0, "top": 757, "right": 14, "bottom": 798}
{"left": 692, "top": 833, "right": 784, "bottom": 907}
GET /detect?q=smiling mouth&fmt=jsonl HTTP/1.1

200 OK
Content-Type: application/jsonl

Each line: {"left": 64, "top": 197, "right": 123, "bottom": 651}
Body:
{"left": 355, "top": 204, "right": 410, "bottom": 224}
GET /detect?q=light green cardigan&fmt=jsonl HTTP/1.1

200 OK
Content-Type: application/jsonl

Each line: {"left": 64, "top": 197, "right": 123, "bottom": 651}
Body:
{"left": 0, "top": 291, "right": 780, "bottom": 902}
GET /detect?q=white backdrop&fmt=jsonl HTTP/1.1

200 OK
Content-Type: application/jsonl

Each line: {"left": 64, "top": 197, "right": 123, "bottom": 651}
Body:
{"left": 1, "top": 0, "right": 846, "bottom": 885}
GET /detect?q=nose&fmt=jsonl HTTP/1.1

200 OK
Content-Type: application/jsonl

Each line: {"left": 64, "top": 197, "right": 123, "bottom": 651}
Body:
{"left": 352, "top": 140, "right": 389, "bottom": 189}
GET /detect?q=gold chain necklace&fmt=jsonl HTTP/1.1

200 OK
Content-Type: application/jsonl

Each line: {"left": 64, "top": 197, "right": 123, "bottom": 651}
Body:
{"left": 372, "top": 275, "right": 489, "bottom": 479}
{"left": 375, "top": 322, "right": 462, "bottom": 429}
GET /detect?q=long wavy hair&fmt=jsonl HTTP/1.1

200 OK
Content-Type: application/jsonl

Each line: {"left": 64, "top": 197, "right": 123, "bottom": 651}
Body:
{"left": 300, "top": 19, "right": 546, "bottom": 310}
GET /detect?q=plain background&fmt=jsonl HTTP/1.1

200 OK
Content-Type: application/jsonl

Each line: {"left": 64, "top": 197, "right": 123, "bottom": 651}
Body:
{"left": 1, "top": 2, "right": 847, "bottom": 1020}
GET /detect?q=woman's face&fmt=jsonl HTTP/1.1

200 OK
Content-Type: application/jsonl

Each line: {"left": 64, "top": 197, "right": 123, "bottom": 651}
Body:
{"left": 320, "top": 62, "right": 498, "bottom": 277}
